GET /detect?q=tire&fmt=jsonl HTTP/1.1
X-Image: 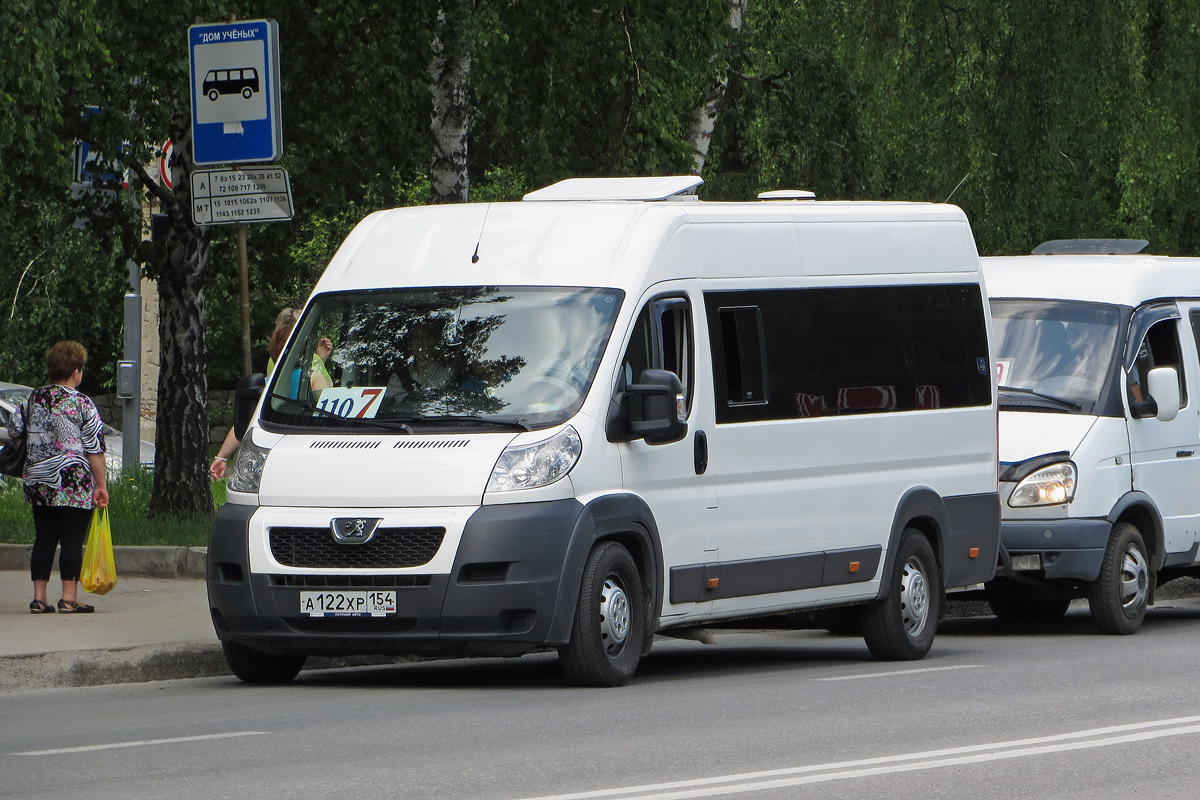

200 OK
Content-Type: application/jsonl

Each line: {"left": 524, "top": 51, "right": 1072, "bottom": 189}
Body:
{"left": 1088, "top": 522, "right": 1150, "bottom": 635}
{"left": 559, "top": 541, "right": 644, "bottom": 687}
{"left": 862, "top": 529, "right": 940, "bottom": 660}
{"left": 207, "top": 89, "right": 219, "bottom": 101}
{"left": 242, "top": 86, "right": 253, "bottom": 99}
{"left": 985, "top": 582, "right": 1072, "bottom": 620}
{"left": 222, "top": 641, "right": 306, "bottom": 684}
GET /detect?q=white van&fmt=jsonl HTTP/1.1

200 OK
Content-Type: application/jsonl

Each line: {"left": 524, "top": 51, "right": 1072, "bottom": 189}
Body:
{"left": 208, "top": 176, "right": 1000, "bottom": 686}
{"left": 985, "top": 239, "right": 1200, "bottom": 634}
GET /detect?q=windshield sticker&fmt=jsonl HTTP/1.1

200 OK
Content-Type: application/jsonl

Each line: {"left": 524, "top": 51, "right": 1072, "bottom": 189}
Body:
{"left": 996, "top": 359, "right": 1011, "bottom": 385}
{"left": 314, "top": 387, "right": 385, "bottom": 419}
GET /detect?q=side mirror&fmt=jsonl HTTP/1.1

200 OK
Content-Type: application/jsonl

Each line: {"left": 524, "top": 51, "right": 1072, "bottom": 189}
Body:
{"left": 1146, "top": 366, "right": 1181, "bottom": 422}
{"left": 233, "top": 372, "right": 266, "bottom": 440}
{"left": 609, "top": 368, "right": 688, "bottom": 445}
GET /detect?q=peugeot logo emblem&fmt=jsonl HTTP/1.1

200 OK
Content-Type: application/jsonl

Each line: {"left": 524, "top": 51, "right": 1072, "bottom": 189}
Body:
{"left": 330, "top": 517, "right": 382, "bottom": 545}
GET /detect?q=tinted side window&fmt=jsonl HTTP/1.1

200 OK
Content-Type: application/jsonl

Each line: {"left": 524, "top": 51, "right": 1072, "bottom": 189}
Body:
{"left": 719, "top": 307, "right": 767, "bottom": 405}
{"left": 706, "top": 284, "right": 991, "bottom": 424}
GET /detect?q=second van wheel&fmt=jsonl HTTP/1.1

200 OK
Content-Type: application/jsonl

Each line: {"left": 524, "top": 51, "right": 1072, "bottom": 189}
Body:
{"left": 1088, "top": 522, "right": 1150, "bottom": 635}
{"left": 862, "top": 529, "right": 940, "bottom": 660}
{"left": 559, "top": 541, "right": 644, "bottom": 687}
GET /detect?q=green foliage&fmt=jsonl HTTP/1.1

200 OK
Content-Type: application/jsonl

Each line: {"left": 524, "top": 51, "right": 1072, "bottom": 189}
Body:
{"left": 9, "top": 0, "right": 1200, "bottom": 403}
{"left": 0, "top": 469, "right": 221, "bottom": 547}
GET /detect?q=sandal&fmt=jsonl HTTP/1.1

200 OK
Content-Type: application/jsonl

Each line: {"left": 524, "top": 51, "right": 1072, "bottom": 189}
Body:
{"left": 57, "top": 599, "right": 95, "bottom": 614}
{"left": 29, "top": 599, "right": 55, "bottom": 614}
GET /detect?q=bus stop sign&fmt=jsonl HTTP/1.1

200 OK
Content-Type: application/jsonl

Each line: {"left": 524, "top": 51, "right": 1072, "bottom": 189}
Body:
{"left": 188, "top": 19, "right": 282, "bottom": 165}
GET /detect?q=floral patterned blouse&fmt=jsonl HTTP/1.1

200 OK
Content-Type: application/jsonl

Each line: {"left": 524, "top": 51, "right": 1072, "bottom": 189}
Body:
{"left": 6, "top": 385, "right": 106, "bottom": 508}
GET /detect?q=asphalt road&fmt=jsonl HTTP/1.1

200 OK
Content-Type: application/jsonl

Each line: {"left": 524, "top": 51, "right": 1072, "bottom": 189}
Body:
{"left": 4, "top": 601, "right": 1200, "bottom": 800}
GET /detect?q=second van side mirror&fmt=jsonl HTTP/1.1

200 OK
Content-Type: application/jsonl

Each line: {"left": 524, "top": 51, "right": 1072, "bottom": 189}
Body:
{"left": 606, "top": 369, "right": 688, "bottom": 445}
{"left": 233, "top": 372, "right": 266, "bottom": 440}
{"left": 1144, "top": 366, "right": 1181, "bottom": 422}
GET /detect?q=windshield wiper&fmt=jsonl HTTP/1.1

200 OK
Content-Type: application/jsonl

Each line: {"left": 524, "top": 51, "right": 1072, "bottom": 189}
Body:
{"left": 998, "top": 386, "right": 1082, "bottom": 411}
{"left": 390, "top": 414, "right": 532, "bottom": 431}
{"left": 268, "top": 393, "right": 414, "bottom": 433}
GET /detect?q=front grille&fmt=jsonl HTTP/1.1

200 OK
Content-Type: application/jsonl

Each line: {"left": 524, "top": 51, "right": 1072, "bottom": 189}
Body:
{"left": 284, "top": 616, "right": 418, "bottom": 634}
{"left": 269, "top": 526, "right": 445, "bottom": 569}
{"left": 268, "top": 574, "right": 432, "bottom": 588}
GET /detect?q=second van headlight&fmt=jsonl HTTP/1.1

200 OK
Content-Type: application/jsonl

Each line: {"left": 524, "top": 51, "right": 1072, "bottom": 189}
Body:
{"left": 1009, "top": 463, "right": 1076, "bottom": 507}
{"left": 227, "top": 430, "right": 270, "bottom": 494}
{"left": 487, "top": 427, "right": 581, "bottom": 492}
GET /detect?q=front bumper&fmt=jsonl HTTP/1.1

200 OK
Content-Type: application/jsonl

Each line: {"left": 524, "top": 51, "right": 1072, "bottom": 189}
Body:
{"left": 994, "top": 518, "right": 1111, "bottom": 581}
{"left": 206, "top": 499, "right": 586, "bottom": 657}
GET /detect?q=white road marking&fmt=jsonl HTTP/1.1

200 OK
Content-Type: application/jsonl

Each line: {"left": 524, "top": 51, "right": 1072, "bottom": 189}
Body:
{"left": 518, "top": 715, "right": 1200, "bottom": 800}
{"left": 15, "top": 731, "right": 265, "bottom": 756}
{"left": 812, "top": 664, "right": 981, "bottom": 681}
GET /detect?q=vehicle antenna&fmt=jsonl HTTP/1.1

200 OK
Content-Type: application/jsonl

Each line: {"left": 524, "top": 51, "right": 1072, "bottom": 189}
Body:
{"left": 471, "top": 203, "right": 491, "bottom": 264}
{"left": 944, "top": 173, "right": 970, "bottom": 204}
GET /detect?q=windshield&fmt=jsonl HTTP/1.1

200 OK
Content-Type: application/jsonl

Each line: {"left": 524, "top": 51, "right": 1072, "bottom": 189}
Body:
{"left": 991, "top": 299, "right": 1122, "bottom": 412}
{"left": 261, "top": 286, "right": 624, "bottom": 430}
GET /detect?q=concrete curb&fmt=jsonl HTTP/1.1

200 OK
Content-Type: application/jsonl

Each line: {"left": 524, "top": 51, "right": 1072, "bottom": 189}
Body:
{"left": 0, "top": 644, "right": 426, "bottom": 693}
{"left": 0, "top": 643, "right": 229, "bottom": 693}
{"left": 0, "top": 544, "right": 207, "bottom": 579}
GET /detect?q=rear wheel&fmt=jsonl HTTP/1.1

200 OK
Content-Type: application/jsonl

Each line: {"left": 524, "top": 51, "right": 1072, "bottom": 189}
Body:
{"left": 1088, "top": 522, "right": 1150, "bottom": 635}
{"left": 986, "top": 582, "right": 1072, "bottom": 620}
{"left": 222, "top": 641, "right": 306, "bottom": 684}
{"left": 559, "top": 541, "right": 644, "bottom": 687}
{"left": 863, "top": 529, "right": 940, "bottom": 660}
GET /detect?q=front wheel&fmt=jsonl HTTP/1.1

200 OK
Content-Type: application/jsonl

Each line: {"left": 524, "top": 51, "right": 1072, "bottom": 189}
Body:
{"left": 222, "top": 641, "right": 306, "bottom": 684}
{"left": 862, "top": 529, "right": 940, "bottom": 660}
{"left": 559, "top": 541, "right": 644, "bottom": 687}
{"left": 1088, "top": 522, "right": 1150, "bottom": 635}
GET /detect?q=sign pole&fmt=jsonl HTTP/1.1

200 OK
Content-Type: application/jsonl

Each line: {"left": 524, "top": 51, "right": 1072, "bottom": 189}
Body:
{"left": 237, "top": 222, "right": 252, "bottom": 375}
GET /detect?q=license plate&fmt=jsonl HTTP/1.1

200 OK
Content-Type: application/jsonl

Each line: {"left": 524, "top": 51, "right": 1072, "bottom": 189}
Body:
{"left": 299, "top": 590, "right": 396, "bottom": 617}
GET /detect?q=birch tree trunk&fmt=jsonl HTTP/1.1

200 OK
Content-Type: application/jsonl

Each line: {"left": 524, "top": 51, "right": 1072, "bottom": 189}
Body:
{"left": 148, "top": 111, "right": 213, "bottom": 518}
{"left": 688, "top": 0, "right": 747, "bottom": 176}
{"left": 430, "top": 3, "right": 471, "bottom": 204}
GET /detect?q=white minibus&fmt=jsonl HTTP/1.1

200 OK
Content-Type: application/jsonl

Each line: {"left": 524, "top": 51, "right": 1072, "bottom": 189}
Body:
{"left": 985, "top": 239, "right": 1200, "bottom": 633}
{"left": 208, "top": 176, "right": 1000, "bottom": 685}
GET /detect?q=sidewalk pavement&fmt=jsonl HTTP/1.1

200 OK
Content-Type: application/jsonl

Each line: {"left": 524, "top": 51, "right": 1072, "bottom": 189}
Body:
{"left": 0, "top": 546, "right": 226, "bottom": 693}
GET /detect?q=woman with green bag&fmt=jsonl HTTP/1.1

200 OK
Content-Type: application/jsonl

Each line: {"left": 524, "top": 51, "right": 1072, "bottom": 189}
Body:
{"left": 6, "top": 341, "right": 109, "bottom": 613}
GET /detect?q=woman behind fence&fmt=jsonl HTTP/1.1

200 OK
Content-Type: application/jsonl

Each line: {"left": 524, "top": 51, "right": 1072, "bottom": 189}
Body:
{"left": 7, "top": 341, "right": 109, "bottom": 613}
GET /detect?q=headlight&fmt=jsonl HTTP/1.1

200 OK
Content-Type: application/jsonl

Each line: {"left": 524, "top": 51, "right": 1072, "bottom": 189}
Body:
{"left": 227, "top": 430, "right": 270, "bottom": 494}
{"left": 1009, "top": 462, "right": 1076, "bottom": 507}
{"left": 487, "top": 426, "right": 581, "bottom": 492}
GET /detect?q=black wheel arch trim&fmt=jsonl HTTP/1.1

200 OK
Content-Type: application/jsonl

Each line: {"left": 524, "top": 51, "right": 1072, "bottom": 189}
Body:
{"left": 874, "top": 487, "right": 950, "bottom": 602}
{"left": 1107, "top": 491, "right": 1165, "bottom": 570}
{"left": 548, "top": 493, "right": 664, "bottom": 645}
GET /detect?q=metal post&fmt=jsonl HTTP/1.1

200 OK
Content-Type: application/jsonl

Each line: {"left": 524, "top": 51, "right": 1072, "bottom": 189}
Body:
{"left": 120, "top": 259, "right": 142, "bottom": 473}
{"left": 238, "top": 222, "right": 252, "bottom": 375}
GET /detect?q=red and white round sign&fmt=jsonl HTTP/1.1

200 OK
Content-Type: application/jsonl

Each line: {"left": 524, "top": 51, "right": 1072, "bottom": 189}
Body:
{"left": 158, "top": 139, "right": 174, "bottom": 190}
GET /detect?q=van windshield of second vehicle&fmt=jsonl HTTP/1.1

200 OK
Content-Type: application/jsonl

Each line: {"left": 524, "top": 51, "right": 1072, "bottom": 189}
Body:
{"left": 991, "top": 299, "right": 1121, "bottom": 411}
{"left": 261, "top": 286, "right": 625, "bottom": 429}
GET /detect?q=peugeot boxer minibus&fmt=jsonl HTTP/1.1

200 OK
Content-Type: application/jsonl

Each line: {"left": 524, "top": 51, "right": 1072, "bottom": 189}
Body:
{"left": 208, "top": 176, "right": 1000, "bottom": 685}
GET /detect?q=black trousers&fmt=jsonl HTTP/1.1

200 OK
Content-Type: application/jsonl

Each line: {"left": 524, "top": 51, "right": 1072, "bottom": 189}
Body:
{"left": 30, "top": 505, "right": 93, "bottom": 582}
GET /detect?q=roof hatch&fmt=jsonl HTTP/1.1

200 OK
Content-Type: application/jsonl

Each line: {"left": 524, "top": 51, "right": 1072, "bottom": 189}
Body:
{"left": 523, "top": 176, "right": 703, "bottom": 202}
{"left": 1032, "top": 239, "right": 1150, "bottom": 255}
{"left": 757, "top": 189, "right": 816, "bottom": 200}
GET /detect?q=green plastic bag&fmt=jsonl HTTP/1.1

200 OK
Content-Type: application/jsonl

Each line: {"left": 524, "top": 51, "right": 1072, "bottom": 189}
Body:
{"left": 80, "top": 507, "right": 117, "bottom": 595}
